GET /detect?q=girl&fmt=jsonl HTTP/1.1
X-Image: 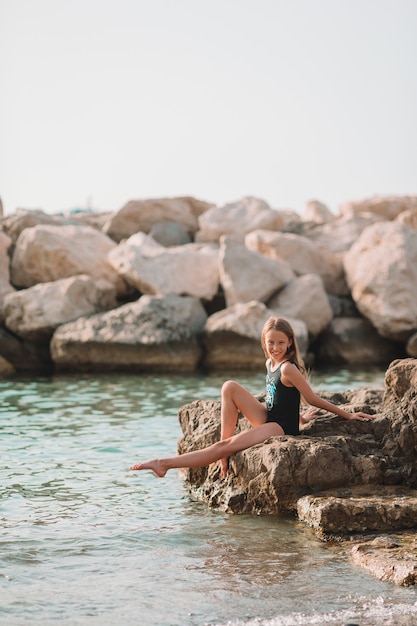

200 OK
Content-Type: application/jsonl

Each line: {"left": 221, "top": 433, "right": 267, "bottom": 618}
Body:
{"left": 130, "top": 316, "right": 375, "bottom": 477}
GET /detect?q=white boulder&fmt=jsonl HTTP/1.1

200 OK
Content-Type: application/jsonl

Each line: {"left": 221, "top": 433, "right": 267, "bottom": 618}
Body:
{"left": 108, "top": 233, "right": 219, "bottom": 300}
{"left": 268, "top": 274, "right": 333, "bottom": 337}
{"left": 3, "top": 275, "right": 117, "bottom": 340}
{"left": 10, "top": 224, "right": 128, "bottom": 295}
{"left": 245, "top": 229, "right": 347, "bottom": 295}
{"left": 344, "top": 221, "right": 417, "bottom": 340}
{"left": 219, "top": 236, "right": 294, "bottom": 307}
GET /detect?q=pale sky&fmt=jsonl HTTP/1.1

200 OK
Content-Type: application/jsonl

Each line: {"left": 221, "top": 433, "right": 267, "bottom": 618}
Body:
{"left": 1, "top": 0, "right": 416, "bottom": 217}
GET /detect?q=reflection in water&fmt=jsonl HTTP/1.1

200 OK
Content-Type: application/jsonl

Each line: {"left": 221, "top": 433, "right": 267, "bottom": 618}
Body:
{"left": 1, "top": 370, "right": 416, "bottom": 626}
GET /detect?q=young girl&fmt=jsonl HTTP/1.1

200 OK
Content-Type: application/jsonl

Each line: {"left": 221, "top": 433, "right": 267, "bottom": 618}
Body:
{"left": 130, "top": 316, "right": 375, "bottom": 478}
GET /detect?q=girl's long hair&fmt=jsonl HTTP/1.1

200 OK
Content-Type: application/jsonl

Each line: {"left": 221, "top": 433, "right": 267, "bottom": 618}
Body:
{"left": 261, "top": 316, "right": 307, "bottom": 378}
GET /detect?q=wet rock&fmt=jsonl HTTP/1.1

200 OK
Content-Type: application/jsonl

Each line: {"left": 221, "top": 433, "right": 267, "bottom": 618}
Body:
{"left": 350, "top": 533, "right": 417, "bottom": 586}
{"left": 296, "top": 486, "right": 417, "bottom": 537}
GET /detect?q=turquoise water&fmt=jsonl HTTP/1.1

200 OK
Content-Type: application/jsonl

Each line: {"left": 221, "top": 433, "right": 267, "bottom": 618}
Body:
{"left": 1, "top": 369, "right": 416, "bottom": 625}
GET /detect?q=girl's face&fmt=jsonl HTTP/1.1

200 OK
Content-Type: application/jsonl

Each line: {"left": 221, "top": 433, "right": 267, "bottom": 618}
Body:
{"left": 264, "top": 329, "right": 292, "bottom": 364}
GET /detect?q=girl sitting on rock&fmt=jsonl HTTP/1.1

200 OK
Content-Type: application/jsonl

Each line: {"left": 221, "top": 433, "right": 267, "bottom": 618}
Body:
{"left": 130, "top": 316, "right": 375, "bottom": 477}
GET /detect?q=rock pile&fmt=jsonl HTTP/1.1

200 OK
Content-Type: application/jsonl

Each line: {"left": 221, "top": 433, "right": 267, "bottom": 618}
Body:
{"left": 177, "top": 357, "right": 417, "bottom": 585}
{"left": 0, "top": 193, "right": 416, "bottom": 374}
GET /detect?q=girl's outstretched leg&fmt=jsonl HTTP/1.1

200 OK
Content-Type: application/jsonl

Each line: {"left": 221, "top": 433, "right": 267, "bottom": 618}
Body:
{"left": 220, "top": 381, "right": 268, "bottom": 477}
{"left": 130, "top": 422, "right": 283, "bottom": 478}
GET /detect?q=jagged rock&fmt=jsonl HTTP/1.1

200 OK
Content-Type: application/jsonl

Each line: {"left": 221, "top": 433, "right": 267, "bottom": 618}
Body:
{"left": 344, "top": 222, "right": 417, "bottom": 341}
{"left": 50, "top": 294, "right": 207, "bottom": 372}
{"left": 245, "top": 229, "right": 348, "bottom": 295}
{"left": 297, "top": 485, "right": 417, "bottom": 536}
{"left": 195, "top": 196, "right": 287, "bottom": 243}
{"left": 177, "top": 358, "right": 417, "bottom": 516}
{"left": 317, "top": 317, "right": 404, "bottom": 365}
{"left": 10, "top": 224, "right": 128, "bottom": 296}
{"left": 340, "top": 194, "right": 417, "bottom": 220}
{"left": 102, "top": 196, "right": 211, "bottom": 242}
{"left": 108, "top": 232, "right": 219, "bottom": 300}
{"left": 202, "top": 300, "right": 308, "bottom": 370}
{"left": 350, "top": 534, "right": 417, "bottom": 586}
{"left": 219, "top": 236, "right": 294, "bottom": 307}
{"left": 267, "top": 274, "right": 333, "bottom": 338}
{"left": 3, "top": 275, "right": 117, "bottom": 341}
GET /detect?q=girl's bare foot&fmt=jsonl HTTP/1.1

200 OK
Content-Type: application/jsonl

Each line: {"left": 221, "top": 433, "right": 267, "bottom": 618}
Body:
{"left": 130, "top": 459, "right": 167, "bottom": 477}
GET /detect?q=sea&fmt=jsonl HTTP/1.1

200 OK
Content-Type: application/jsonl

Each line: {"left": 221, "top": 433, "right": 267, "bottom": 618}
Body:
{"left": 1, "top": 367, "right": 416, "bottom": 625}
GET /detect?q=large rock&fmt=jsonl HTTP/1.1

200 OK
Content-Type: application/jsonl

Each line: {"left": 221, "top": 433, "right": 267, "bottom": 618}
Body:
{"left": 102, "top": 196, "right": 211, "bottom": 242}
{"left": 51, "top": 294, "right": 207, "bottom": 372}
{"left": 3, "top": 275, "right": 117, "bottom": 341}
{"left": 195, "top": 196, "right": 287, "bottom": 243}
{"left": 177, "top": 358, "right": 417, "bottom": 514}
{"left": 303, "top": 212, "right": 386, "bottom": 253}
{"left": 297, "top": 485, "right": 417, "bottom": 536}
{"left": 108, "top": 232, "right": 219, "bottom": 300}
{"left": 219, "top": 236, "right": 294, "bottom": 307}
{"left": 0, "top": 208, "right": 78, "bottom": 243}
{"left": 317, "top": 317, "right": 404, "bottom": 365}
{"left": 202, "top": 300, "right": 308, "bottom": 370}
{"left": 10, "top": 224, "right": 128, "bottom": 296}
{"left": 267, "top": 274, "right": 333, "bottom": 338}
{"left": 344, "top": 221, "right": 417, "bottom": 341}
{"left": 245, "top": 229, "right": 348, "bottom": 295}
{"left": 0, "top": 231, "right": 15, "bottom": 313}
{"left": 340, "top": 194, "right": 417, "bottom": 221}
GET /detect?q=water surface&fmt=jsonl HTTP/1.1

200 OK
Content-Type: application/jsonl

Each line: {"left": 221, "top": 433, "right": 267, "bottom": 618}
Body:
{"left": 1, "top": 369, "right": 416, "bottom": 625}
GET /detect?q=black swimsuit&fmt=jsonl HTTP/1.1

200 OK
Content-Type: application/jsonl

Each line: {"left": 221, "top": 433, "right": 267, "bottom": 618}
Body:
{"left": 265, "top": 360, "right": 300, "bottom": 436}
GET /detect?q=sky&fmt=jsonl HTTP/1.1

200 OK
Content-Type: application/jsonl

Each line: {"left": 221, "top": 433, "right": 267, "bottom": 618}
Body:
{"left": 0, "top": 0, "right": 416, "bottom": 217}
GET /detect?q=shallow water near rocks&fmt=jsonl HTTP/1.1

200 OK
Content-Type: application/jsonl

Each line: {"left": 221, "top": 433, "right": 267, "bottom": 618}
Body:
{"left": 1, "top": 368, "right": 416, "bottom": 625}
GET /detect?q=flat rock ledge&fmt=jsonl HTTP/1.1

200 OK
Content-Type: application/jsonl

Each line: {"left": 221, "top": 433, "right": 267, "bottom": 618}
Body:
{"left": 177, "top": 358, "right": 417, "bottom": 585}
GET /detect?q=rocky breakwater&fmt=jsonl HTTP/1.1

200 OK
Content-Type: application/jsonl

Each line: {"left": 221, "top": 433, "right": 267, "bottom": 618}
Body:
{"left": 0, "top": 194, "right": 417, "bottom": 374}
{"left": 178, "top": 357, "right": 417, "bottom": 585}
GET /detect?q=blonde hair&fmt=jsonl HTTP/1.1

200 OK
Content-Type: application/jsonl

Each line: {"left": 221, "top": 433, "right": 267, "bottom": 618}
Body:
{"left": 261, "top": 316, "right": 307, "bottom": 378}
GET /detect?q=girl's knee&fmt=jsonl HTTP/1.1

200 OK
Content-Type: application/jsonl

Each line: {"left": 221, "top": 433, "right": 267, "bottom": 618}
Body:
{"left": 221, "top": 380, "right": 240, "bottom": 397}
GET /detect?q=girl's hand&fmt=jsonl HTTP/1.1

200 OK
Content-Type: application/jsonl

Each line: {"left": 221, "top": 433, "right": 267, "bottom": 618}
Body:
{"left": 347, "top": 411, "right": 376, "bottom": 422}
